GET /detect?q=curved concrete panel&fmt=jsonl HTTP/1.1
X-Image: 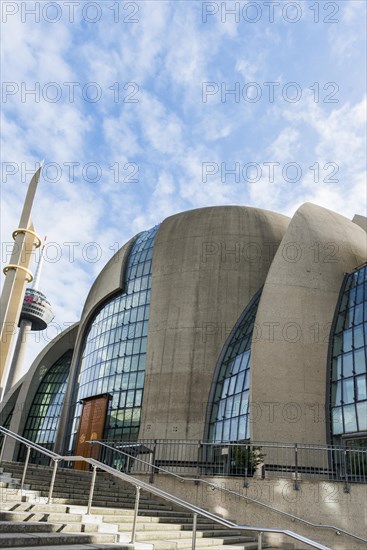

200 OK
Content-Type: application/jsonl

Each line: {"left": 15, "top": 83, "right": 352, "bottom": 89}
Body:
{"left": 353, "top": 214, "right": 367, "bottom": 233}
{"left": 1, "top": 323, "right": 78, "bottom": 460}
{"left": 140, "top": 206, "right": 290, "bottom": 439}
{"left": 78, "top": 238, "right": 135, "bottom": 328}
{"left": 250, "top": 203, "right": 367, "bottom": 445}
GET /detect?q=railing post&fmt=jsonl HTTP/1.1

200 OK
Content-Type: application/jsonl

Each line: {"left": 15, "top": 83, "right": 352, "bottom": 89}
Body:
{"left": 130, "top": 486, "right": 141, "bottom": 543}
{"left": 343, "top": 448, "right": 350, "bottom": 493}
{"left": 257, "top": 531, "right": 263, "bottom": 550}
{"left": 196, "top": 442, "right": 202, "bottom": 477}
{"left": 21, "top": 446, "right": 31, "bottom": 492}
{"left": 47, "top": 459, "right": 59, "bottom": 503}
{"left": 87, "top": 465, "right": 97, "bottom": 514}
{"left": 192, "top": 512, "right": 197, "bottom": 550}
{"left": 0, "top": 434, "right": 7, "bottom": 465}
{"left": 294, "top": 443, "right": 299, "bottom": 490}
{"left": 149, "top": 441, "right": 157, "bottom": 484}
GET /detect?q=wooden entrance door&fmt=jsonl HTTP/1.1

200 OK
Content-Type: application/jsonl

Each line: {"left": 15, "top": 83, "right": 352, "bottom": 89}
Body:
{"left": 73, "top": 394, "right": 110, "bottom": 470}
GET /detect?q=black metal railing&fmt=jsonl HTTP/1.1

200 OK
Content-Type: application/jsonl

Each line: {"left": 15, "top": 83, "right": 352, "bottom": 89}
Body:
{"left": 88, "top": 438, "right": 367, "bottom": 485}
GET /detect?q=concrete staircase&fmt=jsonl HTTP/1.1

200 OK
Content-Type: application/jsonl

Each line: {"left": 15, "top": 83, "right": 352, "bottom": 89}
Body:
{"left": 0, "top": 461, "right": 276, "bottom": 550}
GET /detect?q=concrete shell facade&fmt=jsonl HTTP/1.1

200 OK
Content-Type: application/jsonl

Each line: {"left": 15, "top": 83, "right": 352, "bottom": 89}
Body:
{"left": 140, "top": 206, "right": 290, "bottom": 440}
{"left": 249, "top": 203, "right": 367, "bottom": 444}
{"left": 1, "top": 204, "right": 366, "bottom": 456}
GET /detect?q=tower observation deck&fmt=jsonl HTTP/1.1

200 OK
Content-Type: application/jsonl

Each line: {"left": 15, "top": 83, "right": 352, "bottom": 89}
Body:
{"left": 20, "top": 288, "right": 54, "bottom": 330}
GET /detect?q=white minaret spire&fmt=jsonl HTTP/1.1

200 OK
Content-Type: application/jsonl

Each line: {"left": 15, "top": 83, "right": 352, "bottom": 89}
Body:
{"left": 0, "top": 166, "right": 43, "bottom": 398}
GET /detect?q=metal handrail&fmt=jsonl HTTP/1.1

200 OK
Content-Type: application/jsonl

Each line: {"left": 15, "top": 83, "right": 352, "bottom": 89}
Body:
{"left": 90, "top": 439, "right": 367, "bottom": 546}
{"left": 0, "top": 427, "right": 60, "bottom": 459}
{"left": 0, "top": 426, "right": 331, "bottom": 550}
{"left": 96, "top": 436, "right": 367, "bottom": 452}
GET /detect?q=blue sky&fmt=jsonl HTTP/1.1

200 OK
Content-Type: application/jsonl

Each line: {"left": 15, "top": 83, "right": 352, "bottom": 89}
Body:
{"left": 1, "top": 0, "right": 366, "bottom": 370}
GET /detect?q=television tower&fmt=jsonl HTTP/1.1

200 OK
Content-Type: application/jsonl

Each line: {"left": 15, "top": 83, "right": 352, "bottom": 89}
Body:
{"left": 3, "top": 238, "right": 54, "bottom": 396}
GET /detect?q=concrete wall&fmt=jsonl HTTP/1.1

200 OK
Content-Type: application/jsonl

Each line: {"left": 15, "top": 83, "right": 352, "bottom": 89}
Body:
{"left": 140, "top": 206, "right": 290, "bottom": 440}
{"left": 0, "top": 323, "right": 78, "bottom": 461}
{"left": 250, "top": 203, "right": 367, "bottom": 445}
{"left": 134, "top": 473, "right": 367, "bottom": 550}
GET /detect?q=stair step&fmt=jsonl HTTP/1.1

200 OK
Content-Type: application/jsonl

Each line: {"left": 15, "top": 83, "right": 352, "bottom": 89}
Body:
{"left": 149, "top": 537, "right": 260, "bottom": 549}
{"left": 0, "top": 545, "right": 128, "bottom": 550}
{"left": 0, "top": 521, "right": 55, "bottom": 533}
{"left": 0, "top": 511, "right": 84, "bottom": 523}
{"left": 135, "top": 529, "right": 252, "bottom": 541}
{"left": 116, "top": 523, "right": 239, "bottom": 532}
{"left": 0, "top": 531, "right": 117, "bottom": 547}
{"left": 95, "top": 506, "right": 192, "bottom": 521}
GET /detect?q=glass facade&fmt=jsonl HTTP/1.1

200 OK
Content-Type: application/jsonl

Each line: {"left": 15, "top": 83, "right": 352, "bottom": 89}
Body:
{"left": 208, "top": 290, "right": 262, "bottom": 443}
{"left": 70, "top": 226, "right": 159, "bottom": 448}
{"left": 20, "top": 350, "right": 72, "bottom": 462}
{"left": 330, "top": 264, "right": 367, "bottom": 443}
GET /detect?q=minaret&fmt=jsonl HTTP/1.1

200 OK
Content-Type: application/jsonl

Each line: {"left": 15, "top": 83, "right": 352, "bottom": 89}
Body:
{"left": 0, "top": 166, "right": 43, "bottom": 398}
{"left": 3, "top": 238, "right": 54, "bottom": 396}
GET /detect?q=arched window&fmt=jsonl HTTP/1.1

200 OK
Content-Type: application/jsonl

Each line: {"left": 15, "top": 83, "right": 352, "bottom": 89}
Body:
{"left": 330, "top": 263, "right": 367, "bottom": 445}
{"left": 20, "top": 350, "right": 72, "bottom": 462}
{"left": 70, "top": 226, "right": 159, "bottom": 448}
{"left": 208, "top": 290, "right": 262, "bottom": 443}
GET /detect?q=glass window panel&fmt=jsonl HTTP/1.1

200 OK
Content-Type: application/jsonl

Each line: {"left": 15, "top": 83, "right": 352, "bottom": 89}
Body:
{"left": 343, "top": 353, "right": 354, "bottom": 378}
{"left": 214, "top": 422, "right": 222, "bottom": 442}
{"left": 222, "top": 420, "right": 230, "bottom": 441}
{"left": 354, "top": 304, "right": 363, "bottom": 326}
{"left": 356, "top": 285, "right": 364, "bottom": 305}
{"left": 349, "top": 287, "right": 356, "bottom": 306}
{"left": 240, "top": 392, "right": 249, "bottom": 415}
{"left": 140, "top": 337, "right": 147, "bottom": 354}
{"left": 344, "top": 309, "right": 354, "bottom": 330}
{"left": 235, "top": 371, "right": 245, "bottom": 393}
{"left": 339, "top": 292, "right": 349, "bottom": 312}
{"left": 332, "top": 407, "right": 344, "bottom": 435}
{"left": 243, "top": 370, "right": 250, "bottom": 390}
{"left": 343, "top": 379, "right": 355, "bottom": 404}
{"left": 225, "top": 397, "right": 234, "bottom": 417}
{"left": 228, "top": 376, "right": 237, "bottom": 396}
{"left": 333, "top": 335, "right": 342, "bottom": 357}
{"left": 343, "top": 404, "right": 357, "bottom": 433}
{"left": 332, "top": 381, "right": 342, "bottom": 406}
{"left": 332, "top": 357, "right": 342, "bottom": 381}
{"left": 358, "top": 268, "right": 366, "bottom": 285}
{"left": 238, "top": 415, "right": 248, "bottom": 440}
{"left": 232, "top": 394, "right": 241, "bottom": 417}
{"left": 356, "top": 402, "right": 367, "bottom": 431}
{"left": 232, "top": 356, "right": 242, "bottom": 375}
{"left": 230, "top": 418, "right": 238, "bottom": 441}
{"left": 222, "top": 378, "right": 230, "bottom": 396}
{"left": 134, "top": 390, "right": 142, "bottom": 407}
{"left": 343, "top": 330, "right": 353, "bottom": 353}
{"left": 354, "top": 326, "right": 364, "bottom": 349}
{"left": 335, "top": 313, "right": 345, "bottom": 333}
{"left": 218, "top": 400, "right": 225, "bottom": 419}
{"left": 356, "top": 375, "right": 367, "bottom": 401}
{"left": 354, "top": 349, "right": 366, "bottom": 375}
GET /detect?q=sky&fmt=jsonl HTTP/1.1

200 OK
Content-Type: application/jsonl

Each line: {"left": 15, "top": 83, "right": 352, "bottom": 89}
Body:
{"left": 1, "top": 0, "right": 366, "bottom": 372}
